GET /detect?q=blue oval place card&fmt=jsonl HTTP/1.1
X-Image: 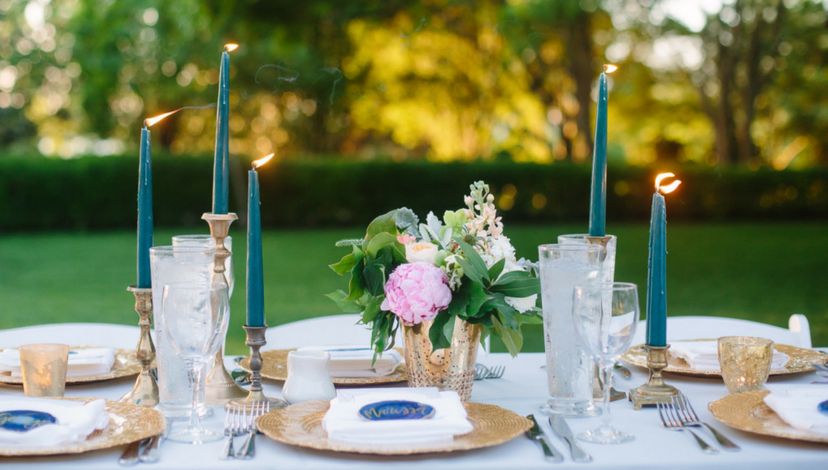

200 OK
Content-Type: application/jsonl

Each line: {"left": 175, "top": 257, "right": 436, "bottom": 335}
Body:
{"left": 359, "top": 400, "right": 435, "bottom": 421}
{"left": 0, "top": 410, "right": 57, "bottom": 433}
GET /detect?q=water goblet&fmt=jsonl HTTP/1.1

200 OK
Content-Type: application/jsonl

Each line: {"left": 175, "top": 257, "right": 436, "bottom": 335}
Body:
{"left": 161, "top": 282, "right": 230, "bottom": 444}
{"left": 571, "top": 282, "right": 640, "bottom": 444}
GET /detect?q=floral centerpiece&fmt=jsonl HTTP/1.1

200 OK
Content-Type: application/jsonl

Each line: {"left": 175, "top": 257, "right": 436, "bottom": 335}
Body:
{"left": 328, "top": 181, "right": 541, "bottom": 397}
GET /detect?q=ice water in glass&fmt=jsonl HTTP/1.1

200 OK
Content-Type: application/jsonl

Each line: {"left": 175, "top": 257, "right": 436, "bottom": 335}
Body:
{"left": 539, "top": 244, "right": 603, "bottom": 417}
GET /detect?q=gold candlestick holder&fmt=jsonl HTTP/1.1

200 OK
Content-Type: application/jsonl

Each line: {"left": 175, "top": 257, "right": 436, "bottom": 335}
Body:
{"left": 229, "top": 325, "right": 287, "bottom": 409}
{"left": 120, "top": 286, "right": 159, "bottom": 407}
{"left": 629, "top": 344, "right": 680, "bottom": 410}
{"left": 202, "top": 212, "right": 248, "bottom": 404}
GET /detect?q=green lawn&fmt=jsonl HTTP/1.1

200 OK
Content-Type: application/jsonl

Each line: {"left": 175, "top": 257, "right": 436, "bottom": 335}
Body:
{"left": 1, "top": 222, "right": 826, "bottom": 354}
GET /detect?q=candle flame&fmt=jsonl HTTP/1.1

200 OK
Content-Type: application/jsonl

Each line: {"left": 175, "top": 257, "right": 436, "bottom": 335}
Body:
{"left": 225, "top": 43, "right": 239, "bottom": 52}
{"left": 655, "top": 173, "right": 681, "bottom": 194}
{"left": 603, "top": 64, "right": 618, "bottom": 74}
{"left": 144, "top": 111, "right": 176, "bottom": 128}
{"left": 253, "top": 153, "right": 274, "bottom": 169}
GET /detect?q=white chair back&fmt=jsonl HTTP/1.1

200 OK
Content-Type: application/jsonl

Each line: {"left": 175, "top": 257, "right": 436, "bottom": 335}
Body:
{"left": 630, "top": 314, "right": 812, "bottom": 348}
{"left": 0, "top": 323, "right": 141, "bottom": 349}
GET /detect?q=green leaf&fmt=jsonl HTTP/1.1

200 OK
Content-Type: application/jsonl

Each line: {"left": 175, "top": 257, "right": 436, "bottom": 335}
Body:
{"left": 364, "top": 210, "right": 397, "bottom": 248}
{"left": 466, "top": 281, "right": 491, "bottom": 317}
{"left": 456, "top": 257, "right": 483, "bottom": 284}
{"left": 489, "top": 278, "right": 540, "bottom": 297}
{"left": 428, "top": 310, "right": 454, "bottom": 350}
{"left": 448, "top": 286, "right": 470, "bottom": 317}
{"left": 366, "top": 232, "right": 397, "bottom": 259}
{"left": 491, "top": 316, "right": 521, "bottom": 357}
{"left": 491, "top": 270, "right": 529, "bottom": 286}
{"left": 362, "top": 295, "right": 383, "bottom": 323}
{"left": 325, "top": 290, "right": 363, "bottom": 313}
{"left": 454, "top": 238, "right": 490, "bottom": 283}
{"left": 344, "top": 262, "right": 366, "bottom": 301}
{"left": 329, "top": 253, "right": 356, "bottom": 276}
{"left": 488, "top": 258, "right": 505, "bottom": 282}
{"left": 363, "top": 262, "right": 386, "bottom": 296}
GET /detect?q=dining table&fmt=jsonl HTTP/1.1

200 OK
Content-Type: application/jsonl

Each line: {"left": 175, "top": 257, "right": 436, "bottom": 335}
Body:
{"left": 1, "top": 338, "right": 826, "bottom": 469}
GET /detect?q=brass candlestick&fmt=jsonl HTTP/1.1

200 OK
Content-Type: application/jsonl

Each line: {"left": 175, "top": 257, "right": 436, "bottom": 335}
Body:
{"left": 629, "top": 344, "right": 680, "bottom": 410}
{"left": 202, "top": 212, "right": 247, "bottom": 404}
{"left": 120, "top": 286, "right": 159, "bottom": 407}
{"left": 229, "top": 325, "right": 287, "bottom": 409}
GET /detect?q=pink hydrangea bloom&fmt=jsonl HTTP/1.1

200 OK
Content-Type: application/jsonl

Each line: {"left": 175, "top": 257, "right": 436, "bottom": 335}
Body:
{"left": 381, "top": 262, "right": 452, "bottom": 326}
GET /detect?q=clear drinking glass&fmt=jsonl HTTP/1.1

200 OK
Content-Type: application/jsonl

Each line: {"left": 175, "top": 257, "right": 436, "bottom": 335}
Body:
{"left": 557, "top": 234, "right": 617, "bottom": 286}
{"left": 172, "top": 234, "right": 234, "bottom": 296}
{"left": 19, "top": 343, "right": 69, "bottom": 397}
{"left": 572, "top": 283, "right": 639, "bottom": 444}
{"left": 150, "top": 245, "right": 215, "bottom": 420}
{"left": 718, "top": 336, "right": 774, "bottom": 394}
{"left": 161, "top": 282, "right": 230, "bottom": 444}
{"left": 539, "top": 243, "right": 603, "bottom": 417}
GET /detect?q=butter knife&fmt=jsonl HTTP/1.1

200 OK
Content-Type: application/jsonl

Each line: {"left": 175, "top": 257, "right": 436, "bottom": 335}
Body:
{"left": 525, "top": 415, "right": 564, "bottom": 463}
{"left": 548, "top": 414, "right": 592, "bottom": 463}
{"left": 139, "top": 424, "right": 171, "bottom": 463}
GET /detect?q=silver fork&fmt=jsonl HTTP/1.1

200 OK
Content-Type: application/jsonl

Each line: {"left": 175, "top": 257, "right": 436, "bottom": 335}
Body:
{"left": 235, "top": 401, "right": 270, "bottom": 459}
{"left": 657, "top": 401, "right": 719, "bottom": 454}
{"left": 220, "top": 405, "right": 242, "bottom": 460}
{"left": 672, "top": 394, "right": 740, "bottom": 451}
{"left": 474, "top": 363, "right": 490, "bottom": 381}
{"left": 485, "top": 365, "right": 505, "bottom": 379}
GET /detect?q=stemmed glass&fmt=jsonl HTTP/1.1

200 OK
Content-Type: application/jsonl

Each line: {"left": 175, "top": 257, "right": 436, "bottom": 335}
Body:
{"left": 161, "top": 282, "right": 230, "bottom": 444}
{"left": 571, "top": 282, "right": 639, "bottom": 444}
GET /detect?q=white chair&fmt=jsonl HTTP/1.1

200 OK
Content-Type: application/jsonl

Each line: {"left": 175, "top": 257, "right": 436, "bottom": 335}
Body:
{"left": 631, "top": 314, "right": 812, "bottom": 348}
{"left": 0, "top": 323, "right": 141, "bottom": 349}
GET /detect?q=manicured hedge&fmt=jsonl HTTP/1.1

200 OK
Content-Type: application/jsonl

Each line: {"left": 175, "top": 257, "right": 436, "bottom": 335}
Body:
{"left": 0, "top": 155, "right": 826, "bottom": 232}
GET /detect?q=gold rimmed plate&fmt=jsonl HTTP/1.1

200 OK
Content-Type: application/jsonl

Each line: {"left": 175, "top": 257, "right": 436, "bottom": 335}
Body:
{"left": 239, "top": 349, "right": 408, "bottom": 386}
{"left": 0, "top": 397, "right": 166, "bottom": 457}
{"left": 0, "top": 347, "right": 140, "bottom": 385}
{"left": 709, "top": 390, "right": 828, "bottom": 445}
{"left": 622, "top": 342, "right": 827, "bottom": 377}
{"left": 256, "top": 400, "right": 531, "bottom": 455}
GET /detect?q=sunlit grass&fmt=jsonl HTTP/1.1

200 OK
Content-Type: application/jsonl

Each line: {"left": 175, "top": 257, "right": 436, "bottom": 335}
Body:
{"left": 1, "top": 222, "right": 825, "bottom": 354}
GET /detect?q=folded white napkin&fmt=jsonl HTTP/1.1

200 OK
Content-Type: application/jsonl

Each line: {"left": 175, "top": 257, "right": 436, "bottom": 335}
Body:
{"left": 669, "top": 341, "right": 789, "bottom": 372}
{"left": 321, "top": 387, "right": 473, "bottom": 445}
{"left": 298, "top": 346, "right": 402, "bottom": 378}
{"left": 0, "top": 348, "right": 116, "bottom": 378}
{"left": 0, "top": 397, "right": 110, "bottom": 446}
{"left": 764, "top": 385, "right": 828, "bottom": 436}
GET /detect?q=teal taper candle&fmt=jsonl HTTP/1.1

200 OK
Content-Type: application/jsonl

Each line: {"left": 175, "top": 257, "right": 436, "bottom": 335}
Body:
{"left": 645, "top": 173, "right": 681, "bottom": 347}
{"left": 212, "top": 44, "right": 237, "bottom": 214}
{"left": 137, "top": 125, "right": 153, "bottom": 288}
{"left": 246, "top": 153, "right": 273, "bottom": 327}
{"left": 589, "top": 64, "right": 616, "bottom": 237}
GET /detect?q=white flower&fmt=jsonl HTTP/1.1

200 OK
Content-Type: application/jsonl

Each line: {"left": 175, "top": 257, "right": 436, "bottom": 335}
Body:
{"left": 489, "top": 235, "right": 516, "bottom": 262}
{"left": 506, "top": 294, "right": 537, "bottom": 313}
{"left": 406, "top": 242, "right": 439, "bottom": 264}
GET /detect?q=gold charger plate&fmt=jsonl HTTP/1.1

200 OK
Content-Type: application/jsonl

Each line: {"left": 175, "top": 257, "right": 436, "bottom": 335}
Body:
{"left": 0, "top": 347, "right": 141, "bottom": 385}
{"left": 709, "top": 390, "right": 828, "bottom": 445}
{"left": 239, "top": 348, "right": 409, "bottom": 386}
{"left": 0, "top": 397, "right": 166, "bottom": 457}
{"left": 257, "top": 400, "right": 531, "bottom": 455}
{"left": 622, "top": 342, "right": 828, "bottom": 377}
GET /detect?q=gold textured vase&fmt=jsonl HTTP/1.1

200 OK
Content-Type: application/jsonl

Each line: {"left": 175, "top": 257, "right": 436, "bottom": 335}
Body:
{"left": 403, "top": 317, "right": 481, "bottom": 401}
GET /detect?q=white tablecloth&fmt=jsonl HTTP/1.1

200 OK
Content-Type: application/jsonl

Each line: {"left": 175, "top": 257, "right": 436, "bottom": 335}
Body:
{"left": 1, "top": 349, "right": 827, "bottom": 469}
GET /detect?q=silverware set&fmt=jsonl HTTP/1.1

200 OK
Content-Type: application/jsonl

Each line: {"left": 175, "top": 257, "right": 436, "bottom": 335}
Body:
{"left": 657, "top": 394, "right": 740, "bottom": 454}
{"left": 474, "top": 364, "right": 505, "bottom": 381}
{"left": 118, "top": 425, "right": 171, "bottom": 466}
{"left": 220, "top": 402, "right": 270, "bottom": 460}
{"left": 524, "top": 414, "right": 591, "bottom": 463}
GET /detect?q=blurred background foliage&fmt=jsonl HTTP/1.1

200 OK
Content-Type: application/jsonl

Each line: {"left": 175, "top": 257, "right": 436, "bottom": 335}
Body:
{"left": 1, "top": 0, "right": 827, "bottom": 169}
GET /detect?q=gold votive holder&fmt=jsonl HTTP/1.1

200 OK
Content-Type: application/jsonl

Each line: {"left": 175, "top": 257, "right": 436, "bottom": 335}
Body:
{"left": 229, "top": 325, "right": 288, "bottom": 410}
{"left": 718, "top": 336, "right": 773, "bottom": 395}
{"left": 629, "top": 344, "right": 680, "bottom": 410}
{"left": 19, "top": 343, "right": 69, "bottom": 397}
{"left": 202, "top": 212, "right": 248, "bottom": 404}
{"left": 120, "top": 286, "right": 159, "bottom": 407}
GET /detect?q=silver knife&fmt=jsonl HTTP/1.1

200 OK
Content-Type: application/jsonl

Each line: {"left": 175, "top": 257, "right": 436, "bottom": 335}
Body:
{"left": 549, "top": 414, "right": 592, "bottom": 462}
{"left": 139, "top": 424, "right": 172, "bottom": 463}
{"left": 118, "top": 438, "right": 149, "bottom": 466}
{"left": 525, "top": 415, "right": 564, "bottom": 463}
